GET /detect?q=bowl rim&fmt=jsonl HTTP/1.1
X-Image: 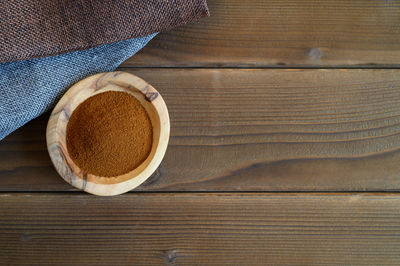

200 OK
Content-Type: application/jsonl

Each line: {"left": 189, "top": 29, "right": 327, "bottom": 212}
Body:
{"left": 46, "top": 71, "right": 170, "bottom": 196}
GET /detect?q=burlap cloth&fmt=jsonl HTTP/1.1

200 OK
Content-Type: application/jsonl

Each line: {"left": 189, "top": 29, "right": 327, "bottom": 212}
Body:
{"left": 0, "top": 0, "right": 209, "bottom": 63}
{"left": 0, "top": 0, "right": 209, "bottom": 140}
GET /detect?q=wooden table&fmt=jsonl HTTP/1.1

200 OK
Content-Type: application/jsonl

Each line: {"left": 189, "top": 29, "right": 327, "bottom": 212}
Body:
{"left": 1, "top": 1, "right": 400, "bottom": 264}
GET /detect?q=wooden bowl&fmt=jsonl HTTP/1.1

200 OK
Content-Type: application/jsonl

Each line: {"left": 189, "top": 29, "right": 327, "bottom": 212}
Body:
{"left": 46, "top": 71, "right": 170, "bottom": 196}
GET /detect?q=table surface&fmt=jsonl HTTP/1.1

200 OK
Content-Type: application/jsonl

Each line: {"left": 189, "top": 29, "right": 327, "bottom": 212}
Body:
{"left": 2, "top": 0, "right": 400, "bottom": 265}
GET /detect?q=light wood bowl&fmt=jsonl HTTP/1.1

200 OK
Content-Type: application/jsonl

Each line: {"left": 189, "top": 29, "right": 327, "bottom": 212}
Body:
{"left": 46, "top": 71, "right": 170, "bottom": 196}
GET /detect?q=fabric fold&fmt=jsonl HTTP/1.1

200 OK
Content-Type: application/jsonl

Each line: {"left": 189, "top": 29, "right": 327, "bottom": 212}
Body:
{"left": 0, "top": 0, "right": 209, "bottom": 140}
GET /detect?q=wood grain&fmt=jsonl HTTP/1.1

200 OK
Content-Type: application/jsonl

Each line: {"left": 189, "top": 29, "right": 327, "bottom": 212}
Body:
{"left": 124, "top": 0, "right": 400, "bottom": 67}
{"left": 1, "top": 193, "right": 400, "bottom": 265}
{"left": 2, "top": 69, "right": 400, "bottom": 192}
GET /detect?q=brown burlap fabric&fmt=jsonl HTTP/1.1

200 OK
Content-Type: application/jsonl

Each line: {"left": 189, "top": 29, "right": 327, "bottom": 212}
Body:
{"left": 0, "top": 0, "right": 209, "bottom": 63}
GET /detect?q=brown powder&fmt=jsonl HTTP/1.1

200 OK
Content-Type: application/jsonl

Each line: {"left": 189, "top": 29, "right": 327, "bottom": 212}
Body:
{"left": 66, "top": 91, "right": 153, "bottom": 177}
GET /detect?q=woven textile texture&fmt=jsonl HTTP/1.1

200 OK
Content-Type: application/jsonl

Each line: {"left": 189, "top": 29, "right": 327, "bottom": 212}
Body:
{"left": 0, "top": 0, "right": 209, "bottom": 63}
{"left": 0, "top": 34, "right": 156, "bottom": 140}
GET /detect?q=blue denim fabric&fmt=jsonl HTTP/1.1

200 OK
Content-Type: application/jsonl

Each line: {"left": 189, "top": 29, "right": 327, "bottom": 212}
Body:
{"left": 0, "top": 34, "right": 156, "bottom": 140}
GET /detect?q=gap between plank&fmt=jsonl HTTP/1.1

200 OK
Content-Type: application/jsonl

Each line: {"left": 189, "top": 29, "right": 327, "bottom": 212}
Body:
{"left": 2, "top": 190, "right": 400, "bottom": 195}
{"left": 118, "top": 66, "right": 400, "bottom": 70}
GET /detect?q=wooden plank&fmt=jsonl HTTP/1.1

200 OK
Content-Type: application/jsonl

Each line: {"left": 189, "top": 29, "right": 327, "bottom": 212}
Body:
{"left": 2, "top": 69, "right": 400, "bottom": 192}
{"left": 0, "top": 193, "right": 400, "bottom": 265}
{"left": 123, "top": 0, "right": 400, "bottom": 67}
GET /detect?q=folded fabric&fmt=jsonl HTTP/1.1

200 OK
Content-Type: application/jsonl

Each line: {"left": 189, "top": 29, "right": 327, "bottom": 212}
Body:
{"left": 0, "top": 0, "right": 209, "bottom": 141}
{"left": 0, "top": 34, "right": 156, "bottom": 140}
{"left": 1, "top": 0, "right": 209, "bottom": 63}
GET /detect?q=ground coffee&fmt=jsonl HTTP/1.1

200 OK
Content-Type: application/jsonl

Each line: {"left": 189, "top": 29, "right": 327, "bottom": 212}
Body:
{"left": 66, "top": 91, "right": 153, "bottom": 177}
